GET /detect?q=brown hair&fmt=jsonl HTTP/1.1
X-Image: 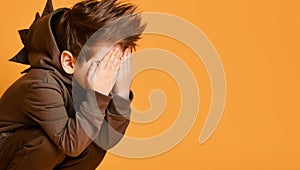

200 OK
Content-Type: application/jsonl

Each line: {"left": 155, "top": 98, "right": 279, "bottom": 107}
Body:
{"left": 54, "top": 0, "right": 145, "bottom": 61}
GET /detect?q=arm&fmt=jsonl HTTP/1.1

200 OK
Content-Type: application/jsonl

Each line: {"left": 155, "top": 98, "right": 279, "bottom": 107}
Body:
{"left": 23, "top": 48, "right": 122, "bottom": 157}
{"left": 23, "top": 82, "right": 110, "bottom": 157}
{"left": 94, "top": 48, "right": 133, "bottom": 149}
{"left": 94, "top": 91, "right": 133, "bottom": 149}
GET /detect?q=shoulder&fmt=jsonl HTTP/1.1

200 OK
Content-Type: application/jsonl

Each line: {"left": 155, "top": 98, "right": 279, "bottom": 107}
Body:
{"left": 22, "top": 69, "right": 69, "bottom": 105}
{"left": 26, "top": 69, "right": 62, "bottom": 85}
{"left": 17, "top": 69, "right": 70, "bottom": 102}
{"left": 23, "top": 69, "right": 62, "bottom": 94}
{"left": 1, "top": 69, "right": 63, "bottom": 99}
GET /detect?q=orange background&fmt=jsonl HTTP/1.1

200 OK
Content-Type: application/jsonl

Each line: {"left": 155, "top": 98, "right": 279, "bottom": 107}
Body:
{"left": 0, "top": 0, "right": 299, "bottom": 169}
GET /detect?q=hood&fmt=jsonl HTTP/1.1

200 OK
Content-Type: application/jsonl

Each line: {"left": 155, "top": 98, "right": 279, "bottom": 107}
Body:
{"left": 10, "top": 0, "right": 72, "bottom": 86}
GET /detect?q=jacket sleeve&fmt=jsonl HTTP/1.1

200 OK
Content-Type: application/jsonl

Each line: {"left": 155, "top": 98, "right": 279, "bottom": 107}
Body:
{"left": 93, "top": 91, "right": 133, "bottom": 150}
{"left": 23, "top": 81, "right": 111, "bottom": 157}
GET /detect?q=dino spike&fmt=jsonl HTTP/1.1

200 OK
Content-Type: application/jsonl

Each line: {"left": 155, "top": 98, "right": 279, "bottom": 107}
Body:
{"left": 9, "top": 48, "right": 29, "bottom": 65}
{"left": 35, "top": 12, "right": 41, "bottom": 20}
{"left": 18, "top": 29, "right": 28, "bottom": 44}
{"left": 42, "top": 0, "right": 54, "bottom": 16}
{"left": 9, "top": 0, "right": 54, "bottom": 66}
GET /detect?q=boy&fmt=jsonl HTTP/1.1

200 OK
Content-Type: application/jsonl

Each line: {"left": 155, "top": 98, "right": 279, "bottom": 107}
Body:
{"left": 0, "top": 0, "right": 145, "bottom": 169}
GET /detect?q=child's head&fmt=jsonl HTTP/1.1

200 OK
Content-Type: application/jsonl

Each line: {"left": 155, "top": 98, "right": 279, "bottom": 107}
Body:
{"left": 54, "top": 0, "right": 145, "bottom": 72}
{"left": 54, "top": 0, "right": 145, "bottom": 88}
{"left": 55, "top": 0, "right": 144, "bottom": 59}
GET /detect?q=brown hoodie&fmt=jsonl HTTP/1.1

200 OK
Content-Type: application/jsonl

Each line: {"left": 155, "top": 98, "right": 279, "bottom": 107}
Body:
{"left": 0, "top": 0, "right": 132, "bottom": 166}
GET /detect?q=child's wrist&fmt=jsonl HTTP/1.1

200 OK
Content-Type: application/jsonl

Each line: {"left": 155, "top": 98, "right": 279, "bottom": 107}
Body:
{"left": 114, "top": 90, "right": 130, "bottom": 100}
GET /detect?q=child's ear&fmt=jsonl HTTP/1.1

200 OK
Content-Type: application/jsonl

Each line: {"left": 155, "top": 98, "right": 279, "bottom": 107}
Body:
{"left": 60, "top": 51, "right": 76, "bottom": 74}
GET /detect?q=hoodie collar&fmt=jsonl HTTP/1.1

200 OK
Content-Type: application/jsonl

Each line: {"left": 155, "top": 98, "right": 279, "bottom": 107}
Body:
{"left": 10, "top": 0, "right": 72, "bottom": 86}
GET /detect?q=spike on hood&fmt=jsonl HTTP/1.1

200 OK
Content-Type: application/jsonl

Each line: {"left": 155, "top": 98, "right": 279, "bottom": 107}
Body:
{"left": 42, "top": 0, "right": 54, "bottom": 16}
{"left": 10, "top": 0, "right": 54, "bottom": 64}
{"left": 9, "top": 0, "right": 72, "bottom": 86}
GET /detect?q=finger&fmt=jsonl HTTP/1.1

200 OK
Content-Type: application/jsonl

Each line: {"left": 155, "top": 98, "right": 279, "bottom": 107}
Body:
{"left": 100, "top": 48, "right": 114, "bottom": 69}
{"left": 119, "top": 48, "right": 128, "bottom": 66}
{"left": 111, "top": 49, "right": 123, "bottom": 71}
{"left": 115, "top": 48, "right": 129, "bottom": 78}
{"left": 117, "top": 49, "right": 127, "bottom": 75}
{"left": 106, "top": 49, "right": 119, "bottom": 70}
{"left": 123, "top": 48, "right": 130, "bottom": 59}
{"left": 127, "top": 50, "right": 133, "bottom": 82}
{"left": 125, "top": 49, "right": 132, "bottom": 70}
{"left": 119, "top": 55, "right": 124, "bottom": 62}
{"left": 113, "top": 57, "right": 121, "bottom": 72}
{"left": 116, "top": 48, "right": 124, "bottom": 60}
{"left": 114, "top": 51, "right": 122, "bottom": 72}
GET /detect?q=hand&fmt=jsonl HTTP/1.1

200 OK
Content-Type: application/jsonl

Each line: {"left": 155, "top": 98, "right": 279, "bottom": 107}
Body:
{"left": 87, "top": 48, "right": 123, "bottom": 95}
{"left": 113, "top": 48, "right": 132, "bottom": 99}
